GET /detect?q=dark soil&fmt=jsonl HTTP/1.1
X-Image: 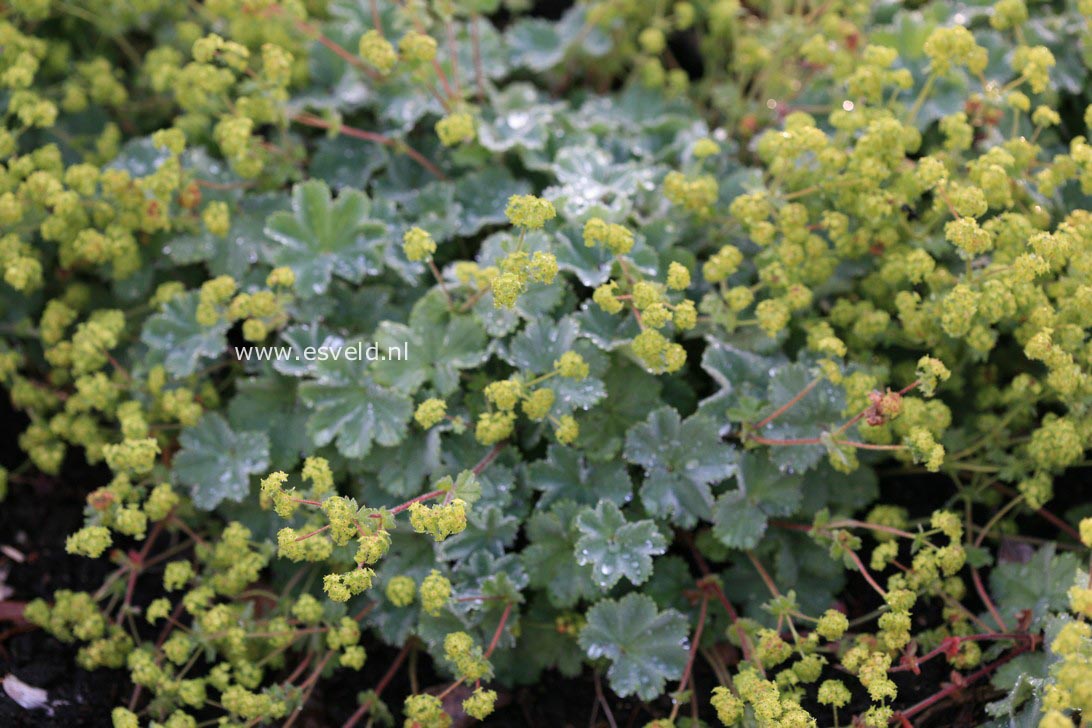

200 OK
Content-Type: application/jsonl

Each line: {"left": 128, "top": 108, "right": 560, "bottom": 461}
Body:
{"left": 0, "top": 406, "right": 126, "bottom": 726}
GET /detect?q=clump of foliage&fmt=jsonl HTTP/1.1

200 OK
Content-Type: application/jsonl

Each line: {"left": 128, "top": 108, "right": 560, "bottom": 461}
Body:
{"left": 2, "top": 0, "right": 1092, "bottom": 726}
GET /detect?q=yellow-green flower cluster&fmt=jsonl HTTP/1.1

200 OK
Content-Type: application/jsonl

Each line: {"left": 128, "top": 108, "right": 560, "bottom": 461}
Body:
{"left": 399, "top": 31, "right": 437, "bottom": 63}
{"left": 505, "top": 194, "right": 557, "bottom": 229}
{"left": 415, "top": 397, "right": 447, "bottom": 428}
{"left": 435, "top": 111, "right": 476, "bottom": 146}
{"left": 923, "top": 26, "right": 988, "bottom": 77}
{"left": 385, "top": 575, "right": 416, "bottom": 607}
{"left": 323, "top": 568, "right": 374, "bottom": 602}
{"left": 358, "top": 30, "right": 397, "bottom": 73}
{"left": 403, "top": 226, "right": 437, "bottom": 261}
{"left": 420, "top": 569, "right": 452, "bottom": 616}
{"left": 403, "top": 694, "right": 451, "bottom": 728}
{"left": 631, "top": 329, "right": 687, "bottom": 374}
{"left": 583, "top": 217, "right": 635, "bottom": 254}
{"left": 663, "top": 170, "right": 718, "bottom": 213}
{"left": 444, "top": 631, "right": 492, "bottom": 681}
{"left": 463, "top": 688, "right": 498, "bottom": 720}
{"left": 408, "top": 498, "right": 468, "bottom": 541}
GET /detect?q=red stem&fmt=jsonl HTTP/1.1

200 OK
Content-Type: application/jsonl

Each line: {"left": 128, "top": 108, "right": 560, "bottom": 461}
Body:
{"left": 341, "top": 641, "right": 412, "bottom": 728}
{"left": 970, "top": 566, "right": 1007, "bottom": 632}
{"left": 484, "top": 602, "right": 513, "bottom": 659}
{"left": 748, "top": 435, "right": 821, "bottom": 446}
{"left": 472, "top": 442, "right": 505, "bottom": 476}
{"left": 891, "top": 644, "right": 1029, "bottom": 723}
{"left": 746, "top": 551, "right": 781, "bottom": 598}
{"left": 471, "top": 14, "right": 485, "bottom": 103}
{"left": 169, "top": 514, "right": 207, "bottom": 546}
{"left": 838, "top": 441, "right": 906, "bottom": 451}
{"left": 992, "top": 483, "right": 1083, "bottom": 541}
{"left": 291, "top": 113, "right": 446, "bottom": 180}
{"left": 753, "top": 378, "right": 819, "bottom": 430}
{"left": 889, "top": 633, "right": 1033, "bottom": 674}
{"left": 117, "top": 518, "right": 168, "bottom": 624}
{"left": 284, "top": 651, "right": 333, "bottom": 728}
{"left": 669, "top": 594, "right": 709, "bottom": 720}
{"left": 680, "top": 532, "right": 760, "bottom": 670}
{"left": 294, "top": 524, "right": 331, "bottom": 541}
{"left": 749, "top": 379, "right": 922, "bottom": 448}
{"left": 283, "top": 652, "right": 314, "bottom": 686}
{"left": 846, "top": 548, "right": 887, "bottom": 598}
{"left": 387, "top": 489, "right": 446, "bottom": 516}
{"left": 444, "top": 19, "right": 461, "bottom": 96}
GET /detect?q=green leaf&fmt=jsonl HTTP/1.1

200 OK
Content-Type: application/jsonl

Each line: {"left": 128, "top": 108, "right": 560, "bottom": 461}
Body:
{"left": 624, "top": 406, "right": 738, "bottom": 527}
{"left": 503, "top": 596, "right": 584, "bottom": 682}
{"left": 166, "top": 193, "right": 287, "bottom": 279}
{"left": 760, "top": 363, "right": 846, "bottom": 474}
{"left": 553, "top": 226, "right": 617, "bottom": 288}
{"left": 372, "top": 289, "right": 489, "bottom": 396}
{"left": 505, "top": 18, "right": 566, "bottom": 72}
{"left": 227, "top": 376, "right": 310, "bottom": 471}
{"left": 544, "top": 145, "right": 658, "bottom": 220}
{"left": 642, "top": 555, "right": 700, "bottom": 612}
{"left": 990, "top": 545, "right": 1085, "bottom": 630}
{"left": 525, "top": 444, "right": 632, "bottom": 508}
{"left": 439, "top": 504, "right": 519, "bottom": 561}
{"left": 172, "top": 413, "right": 270, "bottom": 510}
{"left": 140, "top": 292, "right": 228, "bottom": 378}
{"left": 576, "top": 300, "right": 641, "bottom": 351}
{"left": 797, "top": 460, "right": 879, "bottom": 518}
{"left": 575, "top": 501, "right": 666, "bottom": 589}
{"left": 723, "top": 530, "right": 843, "bottom": 620}
{"left": 580, "top": 359, "right": 662, "bottom": 460}
{"left": 578, "top": 593, "right": 689, "bottom": 700}
{"left": 712, "top": 452, "right": 805, "bottom": 550}
{"left": 269, "top": 324, "right": 341, "bottom": 378}
{"left": 107, "top": 137, "right": 170, "bottom": 177}
{"left": 308, "top": 135, "right": 389, "bottom": 190}
{"left": 264, "top": 180, "right": 387, "bottom": 297}
{"left": 986, "top": 657, "right": 1047, "bottom": 724}
{"left": 299, "top": 356, "right": 413, "bottom": 458}
{"left": 711, "top": 492, "right": 767, "bottom": 551}
{"left": 571, "top": 84, "right": 694, "bottom": 136}
{"left": 361, "top": 430, "right": 442, "bottom": 499}
{"left": 478, "top": 84, "right": 561, "bottom": 152}
{"left": 521, "top": 500, "right": 598, "bottom": 608}
{"left": 453, "top": 167, "right": 532, "bottom": 237}
{"left": 504, "top": 315, "right": 580, "bottom": 373}
{"left": 697, "top": 341, "right": 785, "bottom": 422}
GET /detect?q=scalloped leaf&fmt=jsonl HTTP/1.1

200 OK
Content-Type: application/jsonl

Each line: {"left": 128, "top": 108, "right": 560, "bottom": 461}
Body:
{"left": 578, "top": 593, "right": 689, "bottom": 700}
{"left": 172, "top": 413, "right": 270, "bottom": 510}
{"left": 624, "top": 406, "right": 738, "bottom": 527}
{"left": 712, "top": 452, "right": 804, "bottom": 550}
{"left": 140, "top": 292, "right": 228, "bottom": 378}
{"left": 574, "top": 501, "right": 665, "bottom": 589}
{"left": 525, "top": 444, "right": 632, "bottom": 508}
{"left": 298, "top": 355, "right": 413, "bottom": 458}
{"left": 521, "top": 501, "right": 599, "bottom": 609}
{"left": 264, "top": 180, "right": 386, "bottom": 297}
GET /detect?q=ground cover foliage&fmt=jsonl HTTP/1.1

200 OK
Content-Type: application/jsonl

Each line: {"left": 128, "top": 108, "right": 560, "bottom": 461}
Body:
{"left": 2, "top": 0, "right": 1092, "bottom": 726}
